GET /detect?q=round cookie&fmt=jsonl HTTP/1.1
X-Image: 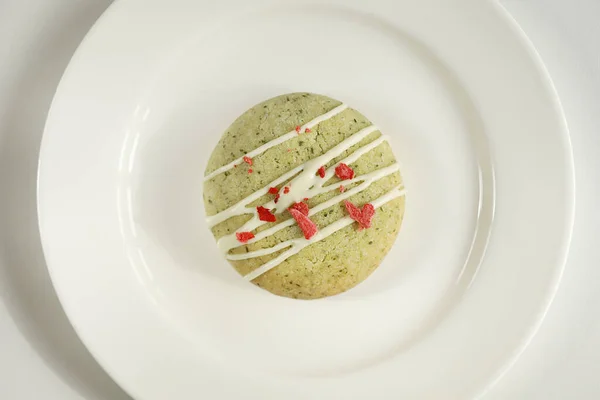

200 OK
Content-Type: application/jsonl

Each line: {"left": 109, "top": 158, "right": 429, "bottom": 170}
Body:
{"left": 203, "top": 93, "right": 405, "bottom": 299}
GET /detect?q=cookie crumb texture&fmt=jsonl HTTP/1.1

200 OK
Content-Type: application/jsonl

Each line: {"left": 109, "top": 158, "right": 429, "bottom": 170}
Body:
{"left": 204, "top": 93, "right": 405, "bottom": 299}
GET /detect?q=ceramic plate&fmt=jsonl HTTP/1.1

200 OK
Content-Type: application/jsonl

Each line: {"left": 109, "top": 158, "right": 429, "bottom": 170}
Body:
{"left": 38, "top": 0, "right": 574, "bottom": 398}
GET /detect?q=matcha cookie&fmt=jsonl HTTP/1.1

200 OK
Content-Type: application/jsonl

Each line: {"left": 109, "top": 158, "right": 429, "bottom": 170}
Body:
{"left": 203, "top": 93, "right": 405, "bottom": 299}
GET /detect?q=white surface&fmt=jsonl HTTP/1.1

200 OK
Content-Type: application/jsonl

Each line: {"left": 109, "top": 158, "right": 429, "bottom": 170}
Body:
{"left": 0, "top": 0, "right": 599, "bottom": 399}
{"left": 488, "top": 0, "right": 600, "bottom": 397}
{"left": 0, "top": 2, "right": 128, "bottom": 400}
{"left": 36, "top": 0, "right": 573, "bottom": 399}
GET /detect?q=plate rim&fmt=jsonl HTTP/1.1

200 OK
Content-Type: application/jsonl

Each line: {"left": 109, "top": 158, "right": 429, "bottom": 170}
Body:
{"left": 36, "top": 0, "right": 576, "bottom": 398}
{"left": 475, "top": 1, "right": 575, "bottom": 396}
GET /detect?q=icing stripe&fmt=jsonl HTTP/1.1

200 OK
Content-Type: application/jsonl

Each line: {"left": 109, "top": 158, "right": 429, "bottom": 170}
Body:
{"left": 203, "top": 102, "right": 404, "bottom": 282}
{"left": 208, "top": 133, "right": 389, "bottom": 229}
{"left": 203, "top": 103, "right": 348, "bottom": 181}
{"left": 227, "top": 241, "right": 293, "bottom": 261}
{"left": 206, "top": 165, "right": 302, "bottom": 228}
{"left": 218, "top": 163, "right": 401, "bottom": 253}
{"left": 241, "top": 186, "right": 406, "bottom": 281}
{"left": 273, "top": 124, "right": 379, "bottom": 213}
{"left": 321, "top": 135, "right": 388, "bottom": 182}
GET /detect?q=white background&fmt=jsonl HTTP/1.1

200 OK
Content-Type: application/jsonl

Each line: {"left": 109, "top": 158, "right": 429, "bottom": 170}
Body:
{"left": 0, "top": 0, "right": 598, "bottom": 399}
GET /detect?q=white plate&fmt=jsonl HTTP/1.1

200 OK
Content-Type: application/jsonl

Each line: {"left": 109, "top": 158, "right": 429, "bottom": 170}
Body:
{"left": 37, "top": 0, "right": 575, "bottom": 399}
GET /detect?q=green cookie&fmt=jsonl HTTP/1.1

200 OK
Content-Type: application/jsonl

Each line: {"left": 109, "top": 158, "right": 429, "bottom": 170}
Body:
{"left": 204, "top": 93, "right": 405, "bottom": 299}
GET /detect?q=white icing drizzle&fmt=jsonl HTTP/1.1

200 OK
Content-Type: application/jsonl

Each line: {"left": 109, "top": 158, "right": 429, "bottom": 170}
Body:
{"left": 203, "top": 103, "right": 348, "bottom": 181}
{"left": 227, "top": 241, "right": 293, "bottom": 261}
{"left": 320, "top": 134, "right": 388, "bottom": 182}
{"left": 206, "top": 165, "right": 303, "bottom": 228}
{"left": 240, "top": 186, "right": 405, "bottom": 281}
{"left": 273, "top": 124, "right": 379, "bottom": 213}
{"left": 204, "top": 103, "right": 405, "bottom": 282}
{"left": 208, "top": 123, "right": 388, "bottom": 251}
{"left": 208, "top": 122, "right": 380, "bottom": 229}
{"left": 208, "top": 131, "right": 389, "bottom": 229}
{"left": 217, "top": 163, "right": 401, "bottom": 253}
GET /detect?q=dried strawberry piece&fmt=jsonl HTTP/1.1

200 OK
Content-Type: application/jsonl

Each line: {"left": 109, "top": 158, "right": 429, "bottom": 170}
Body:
{"left": 344, "top": 200, "right": 361, "bottom": 221}
{"left": 295, "top": 125, "right": 301, "bottom": 133}
{"left": 283, "top": 186, "right": 290, "bottom": 194}
{"left": 236, "top": 231, "right": 255, "bottom": 243}
{"left": 248, "top": 168, "right": 253, "bottom": 174}
{"left": 289, "top": 208, "right": 318, "bottom": 239}
{"left": 339, "top": 185, "right": 345, "bottom": 193}
{"left": 335, "top": 163, "right": 355, "bottom": 180}
{"left": 289, "top": 202, "right": 309, "bottom": 216}
{"left": 344, "top": 200, "right": 376, "bottom": 230}
{"left": 303, "top": 197, "right": 309, "bottom": 201}
{"left": 243, "top": 156, "right": 253, "bottom": 166}
{"left": 361, "top": 204, "right": 375, "bottom": 228}
{"left": 256, "top": 206, "right": 276, "bottom": 222}
{"left": 268, "top": 187, "right": 279, "bottom": 195}
{"left": 305, "top": 128, "right": 311, "bottom": 133}
{"left": 316, "top": 166, "right": 326, "bottom": 178}
{"left": 274, "top": 193, "right": 280, "bottom": 203}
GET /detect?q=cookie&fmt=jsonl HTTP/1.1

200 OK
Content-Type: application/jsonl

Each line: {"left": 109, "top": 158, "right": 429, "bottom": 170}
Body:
{"left": 203, "top": 93, "right": 405, "bottom": 299}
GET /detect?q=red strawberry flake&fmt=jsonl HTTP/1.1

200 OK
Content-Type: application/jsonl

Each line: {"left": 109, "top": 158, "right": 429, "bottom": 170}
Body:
{"left": 243, "top": 156, "right": 253, "bottom": 166}
{"left": 289, "top": 208, "right": 318, "bottom": 239}
{"left": 344, "top": 200, "right": 376, "bottom": 230}
{"left": 361, "top": 204, "right": 375, "bottom": 227}
{"left": 303, "top": 197, "right": 309, "bottom": 201}
{"left": 287, "top": 149, "right": 291, "bottom": 152}
{"left": 256, "top": 206, "right": 276, "bottom": 222}
{"left": 295, "top": 125, "right": 301, "bottom": 133}
{"left": 289, "top": 202, "right": 309, "bottom": 216}
{"left": 344, "top": 200, "right": 361, "bottom": 221}
{"left": 236, "top": 231, "right": 255, "bottom": 243}
{"left": 317, "top": 166, "right": 326, "bottom": 178}
{"left": 248, "top": 168, "right": 253, "bottom": 174}
{"left": 335, "top": 163, "right": 355, "bottom": 180}
{"left": 283, "top": 186, "right": 290, "bottom": 194}
{"left": 274, "top": 193, "right": 280, "bottom": 204}
{"left": 339, "top": 185, "right": 346, "bottom": 193}
{"left": 305, "top": 128, "right": 311, "bottom": 133}
{"left": 268, "top": 187, "right": 279, "bottom": 195}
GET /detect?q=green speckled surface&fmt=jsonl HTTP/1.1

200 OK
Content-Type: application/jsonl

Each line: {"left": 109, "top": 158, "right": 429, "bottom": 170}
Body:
{"left": 204, "top": 93, "right": 404, "bottom": 299}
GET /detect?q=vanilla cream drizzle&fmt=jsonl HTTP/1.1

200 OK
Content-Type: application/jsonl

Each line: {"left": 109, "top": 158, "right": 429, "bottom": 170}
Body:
{"left": 203, "top": 103, "right": 348, "bottom": 181}
{"left": 206, "top": 165, "right": 303, "bottom": 228}
{"left": 272, "top": 124, "right": 379, "bottom": 213}
{"left": 204, "top": 104, "right": 405, "bottom": 281}
{"left": 207, "top": 125, "right": 385, "bottom": 230}
{"left": 240, "top": 186, "right": 405, "bottom": 281}
{"left": 217, "top": 163, "right": 401, "bottom": 253}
